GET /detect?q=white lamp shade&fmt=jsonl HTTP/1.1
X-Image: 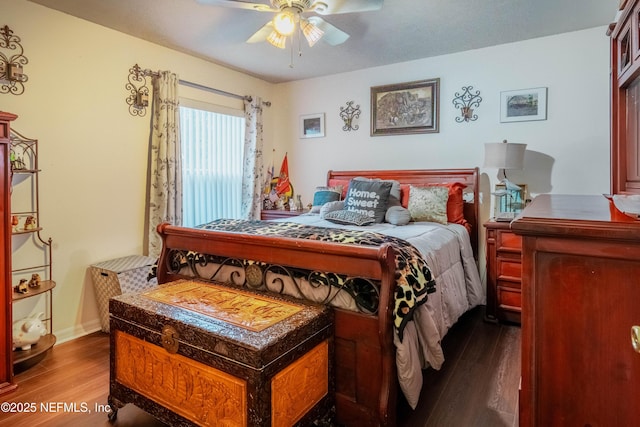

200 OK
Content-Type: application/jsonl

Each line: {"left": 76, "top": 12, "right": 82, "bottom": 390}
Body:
{"left": 484, "top": 142, "right": 527, "bottom": 170}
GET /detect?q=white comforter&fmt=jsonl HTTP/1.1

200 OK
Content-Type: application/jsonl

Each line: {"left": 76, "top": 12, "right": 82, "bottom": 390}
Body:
{"left": 274, "top": 214, "right": 484, "bottom": 409}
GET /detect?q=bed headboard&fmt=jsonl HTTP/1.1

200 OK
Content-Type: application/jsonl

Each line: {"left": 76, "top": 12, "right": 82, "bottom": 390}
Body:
{"left": 326, "top": 168, "right": 480, "bottom": 259}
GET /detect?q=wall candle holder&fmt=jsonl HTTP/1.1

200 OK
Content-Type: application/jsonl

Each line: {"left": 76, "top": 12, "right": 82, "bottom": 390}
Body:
{"left": 452, "top": 86, "right": 482, "bottom": 122}
{"left": 339, "top": 101, "right": 361, "bottom": 131}
{"left": 126, "top": 64, "right": 158, "bottom": 117}
{"left": 0, "top": 25, "right": 28, "bottom": 95}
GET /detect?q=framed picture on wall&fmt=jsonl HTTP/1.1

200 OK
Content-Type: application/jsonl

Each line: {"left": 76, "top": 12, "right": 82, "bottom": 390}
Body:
{"left": 370, "top": 78, "right": 440, "bottom": 136}
{"left": 500, "top": 87, "right": 548, "bottom": 123}
{"left": 300, "top": 113, "right": 325, "bottom": 138}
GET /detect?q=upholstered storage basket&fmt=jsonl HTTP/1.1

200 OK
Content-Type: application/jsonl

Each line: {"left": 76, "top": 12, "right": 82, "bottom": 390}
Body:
{"left": 90, "top": 255, "right": 157, "bottom": 332}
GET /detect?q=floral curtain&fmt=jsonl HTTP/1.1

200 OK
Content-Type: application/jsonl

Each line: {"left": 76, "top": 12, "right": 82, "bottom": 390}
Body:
{"left": 240, "top": 96, "right": 264, "bottom": 220}
{"left": 145, "top": 71, "right": 182, "bottom": 258}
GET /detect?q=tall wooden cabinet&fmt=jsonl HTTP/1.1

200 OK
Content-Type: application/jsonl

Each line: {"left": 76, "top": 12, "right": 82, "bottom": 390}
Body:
{"left": 512, "top": 194, "right": 640, "bottom": 426}
{"left": 0, "top": 111, "right": 17, "bottom": 395}
{"left": 610, "top": 0, "right": 640, "bottom": 194}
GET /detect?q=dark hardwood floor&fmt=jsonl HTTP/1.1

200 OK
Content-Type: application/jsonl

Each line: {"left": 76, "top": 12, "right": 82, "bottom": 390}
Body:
{"left": 0, "top": 306, "right": 520, "bottom": 427}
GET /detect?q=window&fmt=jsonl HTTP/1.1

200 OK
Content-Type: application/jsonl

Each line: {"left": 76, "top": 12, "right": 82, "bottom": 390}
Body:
{"left": 180, "top": 103, "right": 245, "bottom": 227}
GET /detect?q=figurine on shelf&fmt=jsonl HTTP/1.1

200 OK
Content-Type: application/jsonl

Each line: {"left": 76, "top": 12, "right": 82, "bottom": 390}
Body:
{"left": 23, "top": 215, "right": 36, "bottom": 230}
{"left": 13, "top": 312, "right": 46, "bottom": 351}
{"left": 11, "top": 215, "right": 19, "bottom": 232}
{"left": 13, "top": 279, "right": 28, "bottom": 294}
{"left": 9, "top": 149, "right": 26, "bottom": 171}
{"left": 28, "top": 273, "right": 41, "bottom": 288}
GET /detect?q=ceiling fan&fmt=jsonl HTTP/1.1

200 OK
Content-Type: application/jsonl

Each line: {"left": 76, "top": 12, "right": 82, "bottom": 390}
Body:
{"left": 196, "top": 0, "right": 384, "bottom": 49}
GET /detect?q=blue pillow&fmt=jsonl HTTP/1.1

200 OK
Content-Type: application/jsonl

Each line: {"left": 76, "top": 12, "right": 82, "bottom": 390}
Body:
{"left": 313, "top": 189, "right": 341, "bottom": 206}
{"left": 310, "top": 186, "right": 342, "bottom": 213}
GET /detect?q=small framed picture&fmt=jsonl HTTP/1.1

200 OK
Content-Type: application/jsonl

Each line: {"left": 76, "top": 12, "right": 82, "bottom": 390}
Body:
{"left": 500, "top": 87, "right": 547, "bottom": 123}
{"left": 300, "top": 113, "right": 325, "bottom": 138}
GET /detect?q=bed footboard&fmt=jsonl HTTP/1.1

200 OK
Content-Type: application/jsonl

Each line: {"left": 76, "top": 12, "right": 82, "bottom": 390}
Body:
{"left": 156, "top": 222, "right": 399, "bottom": 427}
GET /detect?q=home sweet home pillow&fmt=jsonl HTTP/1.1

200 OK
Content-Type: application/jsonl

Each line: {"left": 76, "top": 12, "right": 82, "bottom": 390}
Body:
{"left": 343, "top": 179, "right": 392, "bottom": 223}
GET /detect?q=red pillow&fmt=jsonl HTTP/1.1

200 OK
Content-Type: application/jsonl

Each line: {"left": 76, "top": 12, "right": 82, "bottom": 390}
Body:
{"left": 400, "top": 182, "right": 469, "bottom": 229}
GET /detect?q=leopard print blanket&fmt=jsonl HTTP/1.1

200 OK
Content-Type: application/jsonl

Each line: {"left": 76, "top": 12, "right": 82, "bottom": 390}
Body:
{"left": 198, "top": 219, "right": 436, "bottom": 341}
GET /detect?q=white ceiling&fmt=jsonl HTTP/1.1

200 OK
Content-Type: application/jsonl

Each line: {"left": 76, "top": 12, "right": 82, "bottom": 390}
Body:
{"left": 28, "top": 0, "right": 619, "bottom": 83}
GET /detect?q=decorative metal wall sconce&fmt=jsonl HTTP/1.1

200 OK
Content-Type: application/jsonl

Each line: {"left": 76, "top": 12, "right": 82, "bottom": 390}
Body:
{"left": 452, "top": 86, "right": 482, "bottom": 122}
{"left": 1, "top": 25, "right": 28, "bottom": 95}
{"left": 339, "top": 101, "right": 361, "bottom": 131}
{"left": 126, "top": 64, "right": 158, "bottom": 117}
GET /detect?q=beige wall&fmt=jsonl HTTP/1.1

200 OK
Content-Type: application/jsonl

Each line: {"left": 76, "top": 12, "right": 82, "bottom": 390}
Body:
{"left": 272, "top": 27, "right": 611, "bottom": 217}
{"left": 3, "top": 0, "right": 274, "bottom": 341}
{"left": 269, "top": 26, "right": 610, "bottom": 282}
{"left": 3, "top": 0, "right": 612, "bottom": 343}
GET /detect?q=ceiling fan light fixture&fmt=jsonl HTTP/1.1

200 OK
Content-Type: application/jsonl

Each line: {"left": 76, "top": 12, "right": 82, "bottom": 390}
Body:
{"left": 267, "top": 30, "right": 287, "bottom": 49}
{"left": 301, "top": 19, "right": 324, "bottom": 47}
{"left": 273, "top": 10, "right": 296, "bottom": 36}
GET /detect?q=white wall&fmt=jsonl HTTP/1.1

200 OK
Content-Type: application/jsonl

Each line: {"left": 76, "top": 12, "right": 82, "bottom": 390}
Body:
{"left": 273, "top": 27, "right": 611, "bottom": 219}
{"left": 3, "top": 0, "right": 274, "bottom": 342}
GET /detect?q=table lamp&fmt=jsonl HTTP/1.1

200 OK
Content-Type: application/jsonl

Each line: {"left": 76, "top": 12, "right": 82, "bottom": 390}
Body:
{"left": 484, "top": 139, "right": 527, "bottom": 220}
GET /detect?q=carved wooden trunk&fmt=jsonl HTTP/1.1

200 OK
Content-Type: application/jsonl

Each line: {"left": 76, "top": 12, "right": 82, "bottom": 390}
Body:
{"left": 108, "top": 279, "right": 334, "bottom": 427}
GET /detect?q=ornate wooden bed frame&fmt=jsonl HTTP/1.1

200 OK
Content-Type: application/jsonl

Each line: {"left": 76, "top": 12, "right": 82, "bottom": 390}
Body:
{"left": 155, "top": 168, "right": 479, "bottom": 427}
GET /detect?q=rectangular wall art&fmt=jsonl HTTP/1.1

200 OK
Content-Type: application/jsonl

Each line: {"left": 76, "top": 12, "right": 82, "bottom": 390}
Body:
{"left": 500, "top": 87, "right": 547, "bottom": 123}
{"left": 300, "top": 113, "right": 325, "bottom": 138}
{"left": 371, "top": 78, "right": 440, "bottom": 136}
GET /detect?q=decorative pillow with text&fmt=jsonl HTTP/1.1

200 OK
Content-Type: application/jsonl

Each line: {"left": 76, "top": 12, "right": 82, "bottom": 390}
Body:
{"left": 343, "top": 179, "right": 392, "bottom": 223}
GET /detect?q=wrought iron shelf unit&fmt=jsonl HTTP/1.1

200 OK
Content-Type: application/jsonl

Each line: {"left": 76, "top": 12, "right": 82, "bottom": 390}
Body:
{"left": 9, "top": 128, "right": 55, "bottom": 372}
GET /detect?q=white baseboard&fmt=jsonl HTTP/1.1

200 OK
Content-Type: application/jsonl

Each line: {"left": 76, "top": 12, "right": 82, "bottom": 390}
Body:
{"left": 53, "top": 318, "right": 105, "bottom": 345}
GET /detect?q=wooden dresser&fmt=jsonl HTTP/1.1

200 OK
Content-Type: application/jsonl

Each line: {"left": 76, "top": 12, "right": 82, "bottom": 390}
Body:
{"left": 484, "top": 220, "right": 522, "bottom": 324}
{"left": 512, "top": 194, "right": 640, "bottom": 427}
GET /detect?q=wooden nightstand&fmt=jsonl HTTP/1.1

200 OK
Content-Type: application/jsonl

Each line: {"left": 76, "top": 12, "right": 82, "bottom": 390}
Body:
{"left": 260, "top": 209, "right": 309, "bottom": 220}
{"left": 484, "top": 220, "right": 522, "bottom": 324}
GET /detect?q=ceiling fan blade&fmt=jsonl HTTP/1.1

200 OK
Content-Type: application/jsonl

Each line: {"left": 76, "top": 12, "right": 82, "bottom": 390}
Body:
{"left": 246, "top": 21, "right": 274, "bottom": 43}
{"left": 312, "top": 0, "right": 383, "bottom": 15}
{"left": 307, "top": 16, "right": 349, "bottom": 46}
{"left": 195, "top": 0, "right": 276, "bottom": 12}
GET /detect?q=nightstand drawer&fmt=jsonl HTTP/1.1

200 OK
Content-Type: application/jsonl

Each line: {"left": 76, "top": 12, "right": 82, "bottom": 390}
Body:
{"left": 497, "top": 286, "right": 521, "bottom": 311}
{"left": 497, "top": 230, "right": 522, "bottom": 252}
{"left": 498, "top": 259, "right": 522, "bottom": 283}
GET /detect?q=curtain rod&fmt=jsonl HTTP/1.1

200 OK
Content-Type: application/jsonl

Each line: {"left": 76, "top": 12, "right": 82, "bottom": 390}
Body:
{"left": 179, "top": 79, "right": 271, "bottom": 107}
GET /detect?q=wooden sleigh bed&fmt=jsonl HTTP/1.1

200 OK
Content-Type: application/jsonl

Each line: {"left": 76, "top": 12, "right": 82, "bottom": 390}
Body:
{"left": 154, "top": 168, "right": 481, "bottom": 427}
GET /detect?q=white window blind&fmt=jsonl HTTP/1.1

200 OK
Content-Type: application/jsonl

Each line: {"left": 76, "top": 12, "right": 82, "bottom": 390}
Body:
{"left": 180, "top": 104, "right": 245, "bottom": 227}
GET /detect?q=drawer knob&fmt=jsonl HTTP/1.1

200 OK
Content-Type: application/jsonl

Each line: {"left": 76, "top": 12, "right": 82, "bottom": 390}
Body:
{"left": 632, "top": 326, "right": 640, "bottom": 354}
{"left": 161, "top": 325, "right": 179, "bottom": 354}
